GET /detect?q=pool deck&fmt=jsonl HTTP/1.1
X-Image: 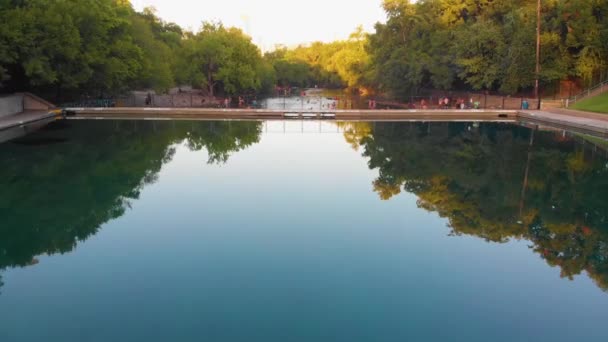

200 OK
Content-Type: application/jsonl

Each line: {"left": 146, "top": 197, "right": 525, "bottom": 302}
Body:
{"left": 3, "top": 106, "right": 608, "bottom": 139}
{"left": 0, "top": 111, "right": 62, "bottom": 143}
{"left": 0, "top": 111, "right": 60, "bottom": 128}
{"left": 65, "top": 107, "right": 520, "bottom": 121}
{"left": 64, "top": 107, "right": 608, "bottom": 137}
{"left": 519, "top": 109, "right": 608, "bottom": 137}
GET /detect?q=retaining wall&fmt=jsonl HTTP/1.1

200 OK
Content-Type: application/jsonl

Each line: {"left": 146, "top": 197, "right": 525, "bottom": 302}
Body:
{"left": 0, "top": 94, "right": 23, "bottom": 118}
{"left": 22, "top": 93, "right": 54, "bottom": 111}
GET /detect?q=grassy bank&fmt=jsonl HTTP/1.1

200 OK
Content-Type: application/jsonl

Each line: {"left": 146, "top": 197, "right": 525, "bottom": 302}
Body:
{"left": 572, "top": 92, "right": 608, "bottom": 113}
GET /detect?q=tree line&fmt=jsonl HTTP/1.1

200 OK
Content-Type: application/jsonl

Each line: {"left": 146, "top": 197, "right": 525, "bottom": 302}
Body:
{"left": 0, "top": 0, "right": 276, "bottom": 101}
{"left": 365, "top": 0, "right": 608, "bottom": 99}
{"left": 1, "top": 0, "right": 607, "bottom": 101}
{"left": 265, "top": 0, "right": 608, "bottom": 99}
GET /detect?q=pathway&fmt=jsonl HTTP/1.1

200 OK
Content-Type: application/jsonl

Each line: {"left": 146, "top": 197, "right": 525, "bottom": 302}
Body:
{"left": 0, "top": 111, "right": 59, "bottom": 130}
{"left": 520, "top": 109, "right": 608, "bottom": 137}
{"left": 0, "top": 111, "right": 62, "bottom": 143}
{"left": 66, "top": 107, "right": 519, "bottom": 121}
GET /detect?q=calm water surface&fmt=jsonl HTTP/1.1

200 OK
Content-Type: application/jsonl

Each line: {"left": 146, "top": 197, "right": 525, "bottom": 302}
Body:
{"left": 1, "top": 120, "right": 607, "bottom": 341}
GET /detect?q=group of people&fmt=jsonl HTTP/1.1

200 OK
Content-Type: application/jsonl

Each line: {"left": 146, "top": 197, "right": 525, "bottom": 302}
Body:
{"left": 366, "top": 96, "right": 484, "bottom": 110}
{"left": 437, "top": 97, "right": 460, "bottom": 109}
{"left": 221, "top": 96, "right": 258, "bottom": 108}
{"left": 436, "top": 97, "right": 479, "bottom": 109}
{"left": 401, "top": 97, "right": 482, "bottom": 110}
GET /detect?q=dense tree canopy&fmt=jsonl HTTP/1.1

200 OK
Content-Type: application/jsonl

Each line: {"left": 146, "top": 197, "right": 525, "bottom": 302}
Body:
{"left": 263, "top": 28, "right": 370, "bottom": 91}
{"left": 179, "top": 22, "right": 273, "bottom": 97}
{"left": 0, "top": 1, "right": 273, "bottom": 100}
{"left": 259, "top": 0, "right": 608, "bottom": 97}
{"left": 1, "top": 0, "right": 606, "bottom": 100}
{"left": 368, "top": 0, "right": 608, "bottom": 98}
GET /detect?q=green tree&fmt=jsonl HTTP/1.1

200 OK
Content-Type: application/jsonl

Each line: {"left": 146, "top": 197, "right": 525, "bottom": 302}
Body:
{"left": 130, "top": 12, "right": 174, "bottom": 92}
{"left": 0, "top": 0, "right": 144, "bottom": 98}
{"left": 180, "top": 22, "right": 265, "bottom": 97}
{"left": 128, "top": 7, "right": 186, "bottom": 92}
{"left": 453, "top": 21, "right": 505, "bottom": 90}
{"left": 264, "top": 27, "right": 372, "bottom": 91}
{"left": 367, "top": 0, "right": 608, "bottom": 98}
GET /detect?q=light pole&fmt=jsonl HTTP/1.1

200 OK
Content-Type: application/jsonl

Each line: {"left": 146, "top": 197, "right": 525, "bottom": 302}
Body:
{"left": 534, "top": 0, "right": 541, "bottom": 109}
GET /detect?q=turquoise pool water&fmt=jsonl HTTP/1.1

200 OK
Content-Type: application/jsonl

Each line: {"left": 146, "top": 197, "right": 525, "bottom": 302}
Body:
{"left": 1, "top": 120, "right": 607, "bottom": 341}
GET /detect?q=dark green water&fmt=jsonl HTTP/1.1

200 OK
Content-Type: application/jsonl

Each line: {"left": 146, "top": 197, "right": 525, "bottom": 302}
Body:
{"left": 1, "top": 120, "right": 607, "bottom": 341}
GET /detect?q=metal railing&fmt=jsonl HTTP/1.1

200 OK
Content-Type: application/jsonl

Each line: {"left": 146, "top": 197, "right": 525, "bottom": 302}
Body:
{"left": 567, "top": 79, "right": 608, "bottom": 106}
{"left": 61, "top": 99, "right": 116, "bottom": 108}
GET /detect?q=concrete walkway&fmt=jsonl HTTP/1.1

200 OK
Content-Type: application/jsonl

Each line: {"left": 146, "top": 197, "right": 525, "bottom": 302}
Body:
{"left": 3, "top": 106, "right": 607, "bottom": 141}
{"left": 66, "top": 106, "right": 608, "bottom": 136}
{"left": 0, "top": 111, "right": 62, "bottom": 143}
{"left": 520, "top": 110, "right": 608, "bottom": 137}
{"left": 0, "top": 111, "right": 59, "bottom": 130}
{"left": 66, "top": 107, "right": 519, "bottom": 121}
{"left": 546, "top": 107, "right": 608, "bottom": 121}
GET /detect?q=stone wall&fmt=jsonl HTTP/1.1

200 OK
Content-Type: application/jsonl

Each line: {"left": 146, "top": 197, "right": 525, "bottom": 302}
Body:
{"left": 126, "top": 92, "right": 220, "bottom": 108}
{"left": 0, "top": 95, "right": 23, "bottom": 118}
{"left": 0, "top": 93, "right": 54, "bottom": 118}
{"left": 22, "top": 93, "right": 54, "bottom": 111}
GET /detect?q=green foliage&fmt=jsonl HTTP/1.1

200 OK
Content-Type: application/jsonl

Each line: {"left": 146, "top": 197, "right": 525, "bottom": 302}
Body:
{"left": 266, "top": 47, "right": 312, "bottom": 88}
{"left": 0, "top": 0, "right": 145, "bottom": 97}
{"left": 368, "top": 0, "right": 608, "bottom": 97}
{"left": 256, "top": 60, "right": 277, "bottom": 96}
{"left": 178, "top": 22, "right": 266, "bottom": 96}
{"left": 263, "top": 27, "right": 372, "bottom": 90}
{"left": 2, "top": 0, "right": 606, "bottom": 100}
{"left": 0, "top": 2, "right": 270, "bottom": 100}
{"left": 129, "top": 8, "right": 179, "bottom": 93}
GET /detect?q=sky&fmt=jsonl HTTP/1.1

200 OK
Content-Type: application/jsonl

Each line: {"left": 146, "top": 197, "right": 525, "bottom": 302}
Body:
{"left": 130, "top": 0, "right": 387, "bottom": 51}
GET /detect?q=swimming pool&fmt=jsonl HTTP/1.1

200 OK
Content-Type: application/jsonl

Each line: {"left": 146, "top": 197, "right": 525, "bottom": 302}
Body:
{"left": 1, "top": 120, "right": 607, "bottom": 341}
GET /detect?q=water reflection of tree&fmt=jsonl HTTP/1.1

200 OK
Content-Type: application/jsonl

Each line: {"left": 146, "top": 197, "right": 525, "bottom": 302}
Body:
{"left": 0, "top": 120, "right": 262, "bottom": 288}
{"left": 185, "top": 121, "right": 262, "bottom": 164}
{"left": 357, "top": 122, "right": 608, "bottom": 291}
{"left": 336, "top": 122, "right": 373, "bottom": 150}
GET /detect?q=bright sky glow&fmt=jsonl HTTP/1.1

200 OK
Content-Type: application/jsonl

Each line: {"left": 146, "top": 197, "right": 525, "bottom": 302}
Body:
{"left": 131, "top": 0, "right": 387, "bottom": 51}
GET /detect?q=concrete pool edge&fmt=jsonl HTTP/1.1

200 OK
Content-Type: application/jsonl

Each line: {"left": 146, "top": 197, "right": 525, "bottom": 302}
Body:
{"left": 64, "top": 107, "right": 608, "bottom": 137}
{"left": 3, "top": 107, "right": 608, "bottom": 140}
